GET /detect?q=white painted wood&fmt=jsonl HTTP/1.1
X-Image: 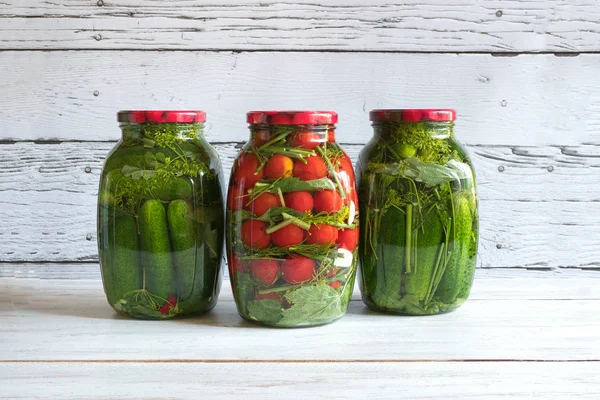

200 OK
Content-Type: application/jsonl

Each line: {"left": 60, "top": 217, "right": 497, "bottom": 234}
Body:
{"left": 1, "top": 1, "right": 599, "bottom": 52}
{"left": 2, "top": 266, "right": 599, "bottom": 301}
{"left": 1, "top": 51, "right": 599, "bottom": 145}
{"left": 1, "top": 361, "right": 598, "bottom": 399}
{"left": 2, "top": 277, "right": 599, "bottom": 361}
{"left": 2, "top": 142, "right": 599, "bottom": 267}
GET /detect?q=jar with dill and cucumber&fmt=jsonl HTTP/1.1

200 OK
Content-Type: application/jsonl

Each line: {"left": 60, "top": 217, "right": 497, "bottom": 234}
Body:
{"left": 357, "top": 109, "right": 478, "bottom": 315}
{"left": 226, "top": 111, "right": 359, "bottom": 327}
{"left": 97, "top": 110, "right": 224, "bottom": 319}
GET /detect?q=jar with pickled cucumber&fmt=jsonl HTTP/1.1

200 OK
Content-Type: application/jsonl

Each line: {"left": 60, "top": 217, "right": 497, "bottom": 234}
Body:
{"left": 97, "top": 110, "right": 224, "bottom": 319}
{"left": 227, "top": 111, "right": 359, "bottom": 327}
{"left": 357, "top": 109, "right": 478, "bottom": 315}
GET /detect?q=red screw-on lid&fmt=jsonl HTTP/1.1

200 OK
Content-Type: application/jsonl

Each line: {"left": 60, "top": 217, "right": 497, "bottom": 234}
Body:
{"left": 247, "top": 111, "right": 338, "bottom": 125}
{"left": 117, "top": 110, "right": 206, "bottom": 123}
{"left": 370, "top": 109, "right": 456, "bottom": 122}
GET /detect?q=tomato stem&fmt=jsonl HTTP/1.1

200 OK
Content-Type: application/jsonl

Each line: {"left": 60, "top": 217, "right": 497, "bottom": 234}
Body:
{"left": 316, "top": 145, "right": 346, "bottom": 199}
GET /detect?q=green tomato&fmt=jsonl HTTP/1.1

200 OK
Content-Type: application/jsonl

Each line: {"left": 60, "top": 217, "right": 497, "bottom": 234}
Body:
{"left": 392, "top": 144, "right": 417, "bottom": 159}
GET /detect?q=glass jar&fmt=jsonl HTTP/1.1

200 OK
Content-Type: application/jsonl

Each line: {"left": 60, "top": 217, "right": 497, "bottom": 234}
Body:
{"left": 226, "top": 111, "right": 359, "bottom": 327}
{"left": 97, "top": 110, "right": 224, "bottom": 319}
{"left": 357, "top": 109, "right": 478, "bottom": 315}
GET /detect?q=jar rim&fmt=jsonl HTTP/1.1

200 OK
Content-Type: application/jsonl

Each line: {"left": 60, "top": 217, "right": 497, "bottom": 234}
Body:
{"left": 247, "top": 110, "right": 338, "bottom": 125}
{"left": 370, "top": 109, "right": 456, "bottom": 123}
{"left": 117, "top": 110, "right": 206, "bottom": 124}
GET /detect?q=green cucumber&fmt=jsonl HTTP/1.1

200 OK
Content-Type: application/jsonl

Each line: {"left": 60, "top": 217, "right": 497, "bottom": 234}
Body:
{"left": 111, "top": 216, "right": 141, "bottom": 299}
{"left": 101, "top": 215, "right": 140, "bottom": 305}
{"left": 404, "top": 207, "right": 443, "bottom": 301}
{"left": 167, "top": 200, "right": 198, "bottom": 299}
{"left": 436, "top": 195, "right": 473, "bottom": 303}
{"left": 139, "top": 200, "right": 175, "bottom": 300}
{"left": 371, "top": 205, "right": 405, "bottom": 309}
{"left": 153, "top": 177, "right": 193, "bottom": 201}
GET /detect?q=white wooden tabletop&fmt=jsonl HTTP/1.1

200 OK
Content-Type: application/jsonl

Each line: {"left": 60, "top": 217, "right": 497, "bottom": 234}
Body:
{"left": 1, "top": 267, "right": 599, "bottom": 399}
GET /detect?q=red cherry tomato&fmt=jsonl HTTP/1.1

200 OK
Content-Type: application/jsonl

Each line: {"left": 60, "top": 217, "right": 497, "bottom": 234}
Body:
{"left": 293, "top": 156, "right": 327, "bottom": 181}
{"left": 271, "top": 224, "right": 305, "bottom": 247}
{"left": 290, "top": 131, "right": 321, "bottom": 149}
{"left": 167, "top": 295, "right": 177, "bottom": 305}
{"left": 270, "top": 114, "right": 293, "bottom": 124}
{"left": 337, "top": 228, "right": 359, "bottom": 252}
{"left": 327, "top": 267, "right": 341, "bottom": 278}
{"left": 253, "top": 130, "right": 271, "bottom": 147}
{"left": 265, "top": 154, "right": 294, "bottom": 179}
{"left": 283, "top": 191, "right": 314, "bottom": 213}
{"left": 313, "top": 190, "right": 342, "bottom": 214}
{"left": 306, "top": 224, "right": 339, "bottom": 245}
{"left": 235, "top": 153, "right": 264, "bottom": 188}
{"left": 329, "top": 281, "right": 341, "bottom": 290}
{"left": 248, "top": 192, "right": 281, "bottom": 217}
{"left": 241, "top": 220, "right": 271, "bottom": 249}
{"left": 327, "top": 129, "right": 335, "bottom": 142}
{"left": 227, "top": 185, "right": 245, "bottom": 210}
{"left": 280, "top": 255, "right": 315, "bottom": 284}
{"left": 255, "top": 292, "right": 282, "bottom": 302}
{"left": 250, "top": 259, "right": 279, "bottom": 285}
{"left": 228, "top": 254, "right": 247, "bottom": 275}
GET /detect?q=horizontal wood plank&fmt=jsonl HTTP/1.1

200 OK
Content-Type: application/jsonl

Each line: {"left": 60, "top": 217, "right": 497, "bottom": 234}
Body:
{"left": 2, "top": 267, "right": 599, "bottom": 301}
{"left": 2, "top": 141, "right": 599, "bottom": 267}
{"left": 1, "top": 277, "right": 599, "bottom": 361}
{"left": 1, "top": 1, "right": 599, "bottom": 52}
{"left": 1, "top": 361, "right": 598, "bottom": 399}
{"left": 1, "top": 51, "right": 600, "bottom": 145}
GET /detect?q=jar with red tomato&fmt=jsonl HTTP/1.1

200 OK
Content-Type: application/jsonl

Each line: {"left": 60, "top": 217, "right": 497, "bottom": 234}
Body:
{"left": 226, "top": 111, "right": 359, "bottom": 327}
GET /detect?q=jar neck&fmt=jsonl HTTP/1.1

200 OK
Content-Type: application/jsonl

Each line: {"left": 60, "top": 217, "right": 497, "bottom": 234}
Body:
{"left": 120, "top": 122, "right": 204, "bottom": 142}
{"left": 373, "top": 121, "right": 454, "bottom": 140}
{"left": 249, "top": 124, "right": 335, "bottom": 146}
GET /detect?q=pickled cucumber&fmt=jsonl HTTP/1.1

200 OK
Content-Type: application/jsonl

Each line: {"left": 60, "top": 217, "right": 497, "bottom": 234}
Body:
{"left": 139, "top": 199, "right": 175, "bottom": 299}
{"left": 167, "top": 200, "right": 197, "bottom": 299}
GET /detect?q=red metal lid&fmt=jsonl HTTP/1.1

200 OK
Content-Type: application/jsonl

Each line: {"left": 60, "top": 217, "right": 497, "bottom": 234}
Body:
{"left": 118, "top": 110, "right": 206, "bottom": 123}
{"left": 370, "top": 109, "right": 456, "bottom": 122}
{"left": 247, "top": 111, "right": 338, "bottom": 125}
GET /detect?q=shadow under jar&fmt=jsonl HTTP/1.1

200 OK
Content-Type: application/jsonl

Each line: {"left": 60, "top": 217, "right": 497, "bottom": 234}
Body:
{"left": 226, "top": 111, "right": 359, "bottom": 327}
{"left": 98, "top": 110, "right": 224, "bottom": 319}
{"left": 357, "top": 109, "right": 479, "bottom": 315}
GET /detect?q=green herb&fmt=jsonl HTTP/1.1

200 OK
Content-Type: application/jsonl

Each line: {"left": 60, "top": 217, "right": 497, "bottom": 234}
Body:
{"left": 279, "top": 285, "right": 345, "bottom": 326}
{"left": 247, "top": 299, "right": 284, "bottom": 324}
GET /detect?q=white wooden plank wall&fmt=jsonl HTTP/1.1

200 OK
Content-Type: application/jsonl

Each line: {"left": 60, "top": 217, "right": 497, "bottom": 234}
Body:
{"left": 1, "top": 1, "right": 599, "bottom": 273}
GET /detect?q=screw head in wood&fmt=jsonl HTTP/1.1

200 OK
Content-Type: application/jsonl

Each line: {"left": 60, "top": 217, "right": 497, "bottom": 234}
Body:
{"left": 84, "top": 166, "right": 92, "bottom": 173}
{"left": 93, "top": 90, "right": 99, "bottom": 97}
{"left": 501, "top": 100, "right": 507, "bottom": 107}
{"left": 498, "top": 165, "right": 505, "bottom": 172}
{"left": 547, "top": 166, "right": 554, "bottom": 172}
{"left": 97, "top": 0, "right": 104, "bottom": 6}
{"left": 496, "top": 10, "right": 503, "bottom": 17}
{"left": 94, "top": 34, "right": 103, "bottom": 41}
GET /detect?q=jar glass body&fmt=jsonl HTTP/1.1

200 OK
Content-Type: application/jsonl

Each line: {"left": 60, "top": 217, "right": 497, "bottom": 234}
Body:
{"left": 357, "top": 120, "right": 478, "bottom": 315}
{"left": 97, "top": 119, "right": 224, "bottom": 319}
{"left": 227, "top": 123, "right": 359, "bottom": 327}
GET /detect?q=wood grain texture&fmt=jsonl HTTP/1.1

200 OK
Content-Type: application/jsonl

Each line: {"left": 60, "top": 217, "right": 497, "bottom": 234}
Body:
{"left": 1, "top": 361, "right": 598, "bottom": 399}
{"left": 1, "top": 51, "right": 600, "bottom": 145}
{"left": 2, "top": 141, "right": 599, "bottom": 267}
{"left": 1, "top": 277, "right": 599, "bottom": 361}
{"left": 2, "top": 266, "right": 599, "bottom": 301}
{"left": 1, "top": 1, "right": 599, "bottom": 52}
